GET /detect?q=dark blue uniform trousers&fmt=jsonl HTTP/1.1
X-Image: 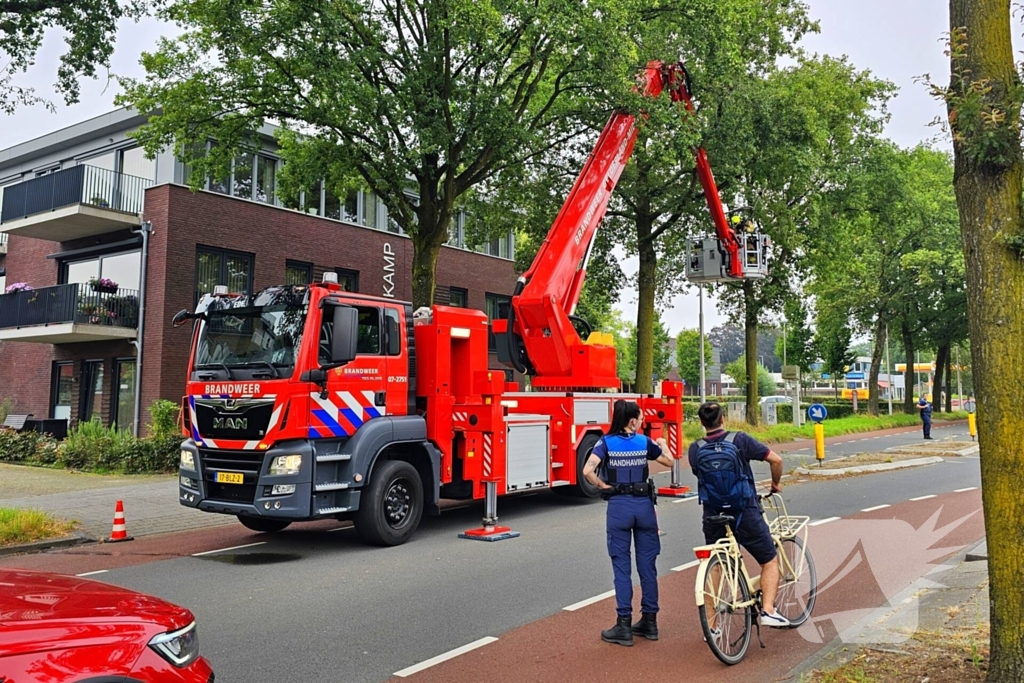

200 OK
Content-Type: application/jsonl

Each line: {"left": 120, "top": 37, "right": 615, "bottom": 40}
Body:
{"left": 922, "top": 416, "right": 932, "bottom": 438}
{"left": 606, "top": 496, "right": 661, "bottom": 616}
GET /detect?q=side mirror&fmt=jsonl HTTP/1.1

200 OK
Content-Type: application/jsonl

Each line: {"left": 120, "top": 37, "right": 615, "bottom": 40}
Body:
{"left": 171, "top": 309, "right": 191, "bottom": 328}
{"left": 329, "top": 305, "right": 359, "bottom": 365}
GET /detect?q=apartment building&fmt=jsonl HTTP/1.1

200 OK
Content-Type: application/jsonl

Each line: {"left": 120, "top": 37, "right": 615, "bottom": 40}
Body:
{"left": 0, "top": 109, "right": 516, "bottom": 434}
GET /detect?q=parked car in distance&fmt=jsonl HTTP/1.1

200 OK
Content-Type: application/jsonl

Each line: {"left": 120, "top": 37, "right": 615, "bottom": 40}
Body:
{"left": 0, "top": 568, "right": 214, "bottom": 683}
{"left": 759, "top": 395, "right": 792, "bottom": 405}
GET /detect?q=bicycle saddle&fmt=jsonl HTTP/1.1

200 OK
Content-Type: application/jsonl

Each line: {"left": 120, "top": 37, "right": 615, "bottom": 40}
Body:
{"left": 706, "top": 514, "right": 735, "bottom": 526}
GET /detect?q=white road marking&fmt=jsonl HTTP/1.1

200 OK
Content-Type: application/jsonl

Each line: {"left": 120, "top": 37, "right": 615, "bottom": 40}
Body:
{"left": 672, "top": 496, "right": 698, "bottom": 504}
{"left": 954, "top": 487, "right": 978, "bottom": 492}
{"left": 909, "top": 494, "right": 937, "bottom": 501}
{"left": 860, "top": 504, "right": 891, "bottom": 512}
{"left": 809, "top": 517, "right": 840, "bottom": 526}
{"left": 671, "top": 560, "right": 700, "bottom": 572}
{"left": 76, "top": 570, "right": 109, "bottom": 577}
{"left": 563, "top": 590, "right": 616, "bottom": 612}
{"left": 192, "top": 541, "right": 266, "bottom": 557}
{"left": 393, "top": 637, "right": 499, "bottom": 678}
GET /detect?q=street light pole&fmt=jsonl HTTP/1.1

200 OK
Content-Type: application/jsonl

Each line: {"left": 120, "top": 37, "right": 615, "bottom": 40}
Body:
{"left": 885, "top": 323, "right": 893, "bottom": 415}
{"left": 699, "top": 285, "right": 706, "bottom": 404}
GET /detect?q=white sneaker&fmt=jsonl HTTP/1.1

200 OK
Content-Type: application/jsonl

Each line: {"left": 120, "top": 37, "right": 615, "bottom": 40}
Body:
{"left": 759, "top": 610, "right": 790, "bottom": 628}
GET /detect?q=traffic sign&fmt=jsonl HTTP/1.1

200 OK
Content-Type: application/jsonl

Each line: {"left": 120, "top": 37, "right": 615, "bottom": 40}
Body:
{"left": 782, "top": 365, "right": 800, "bottom": 380}
{"left": 808, "top": 403, "right": 828, "bottom": 423}
{"left": 964, "top": 400, "right": 977, "bottom": 414}
{"left": 844, "top": 371, "right": 865, "bottom": 380}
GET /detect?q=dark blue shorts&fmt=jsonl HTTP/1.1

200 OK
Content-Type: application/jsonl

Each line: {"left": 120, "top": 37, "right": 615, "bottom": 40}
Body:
{"left": 703, "top": 505, "right": 777, "bottom": 565}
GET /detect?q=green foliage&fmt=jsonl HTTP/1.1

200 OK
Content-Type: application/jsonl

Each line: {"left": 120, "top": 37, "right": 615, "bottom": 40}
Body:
{"left": 0, "top": 0, "right": 148, "bottom": 114}
{"left": 0, "top": 398, "right": 14, "bottom": 425}
{"left": 815, "top": 308, "right": 856, "bottom": 398}
{"left": 675, "top": 329, "right": 713, "bottom": 389}
{"left": 724, "top": 355, "right": 775, "bottom": 396}
{"left": 148, "top": 400, "right": 180, "bottom": 441}
{"left": 0, "top": 401, "right": 181, "bottom": 473}
{"left": 777, "top": 299, "right": 815, "bottom": 372}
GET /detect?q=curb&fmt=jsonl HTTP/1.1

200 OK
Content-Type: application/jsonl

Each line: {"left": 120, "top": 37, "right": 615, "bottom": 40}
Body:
{"left": 883, "top": 444, "right": 979, "bottom": 457}
{"left": 794, "top": 456, "right": 945, "bottom": 477}
{"left": 0, "top": 531, "right": 93, "bottom": 557}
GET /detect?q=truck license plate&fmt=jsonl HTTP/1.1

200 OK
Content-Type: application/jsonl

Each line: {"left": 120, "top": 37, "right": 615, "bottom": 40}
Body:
{"left": 216, "top": 472, "right": 244, "bottom": 485}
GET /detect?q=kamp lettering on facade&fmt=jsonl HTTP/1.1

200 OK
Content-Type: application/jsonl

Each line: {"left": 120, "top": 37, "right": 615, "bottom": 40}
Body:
{"left": 383, "top": 242, "right": 396, "bottom": 298}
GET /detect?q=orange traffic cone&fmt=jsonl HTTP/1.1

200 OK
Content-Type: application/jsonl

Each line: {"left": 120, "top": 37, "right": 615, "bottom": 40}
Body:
{"left": 106, "top": 499, "right": 133, "bottom": 543}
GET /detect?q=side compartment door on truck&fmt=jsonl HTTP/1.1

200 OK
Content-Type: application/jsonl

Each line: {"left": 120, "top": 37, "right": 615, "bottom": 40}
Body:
{"left": 310, "top": 303, "right": 389, "bottom": 438}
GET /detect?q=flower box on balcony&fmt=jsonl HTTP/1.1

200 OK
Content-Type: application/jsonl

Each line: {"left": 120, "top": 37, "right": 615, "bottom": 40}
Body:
{"left": 88, "top": 277, "right": 119, "bottom": 294}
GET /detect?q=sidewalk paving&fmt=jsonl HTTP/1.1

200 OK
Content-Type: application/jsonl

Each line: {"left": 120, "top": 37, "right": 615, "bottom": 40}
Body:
{"left": 785, "top": 539, "right": 990, "bottom": 681}
{"left": 0, "top": 464, "right": 234, "bottom": 540}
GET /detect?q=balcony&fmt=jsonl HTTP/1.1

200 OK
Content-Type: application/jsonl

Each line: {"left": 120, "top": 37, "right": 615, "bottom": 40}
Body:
{"left": 0, "top": 165, "right": 152, "bottom": 242}
{"left": 0, "top": 283, "right": 139, "bottom": 343}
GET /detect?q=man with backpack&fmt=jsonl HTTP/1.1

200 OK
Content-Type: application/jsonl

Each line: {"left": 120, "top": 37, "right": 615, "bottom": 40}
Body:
{"left": 688, "top": 401, "right": 789, "bottom": 628}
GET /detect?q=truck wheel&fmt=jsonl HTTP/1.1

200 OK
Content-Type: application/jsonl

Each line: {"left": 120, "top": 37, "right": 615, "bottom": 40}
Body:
{"left": 236, "top": 515, "right": 291, "bottom": 533}
{"left": 354, "top": 460, "right": 424, "bottom": 546}
{"left": 554, "top": 432, "right": 602, "bottom": 499}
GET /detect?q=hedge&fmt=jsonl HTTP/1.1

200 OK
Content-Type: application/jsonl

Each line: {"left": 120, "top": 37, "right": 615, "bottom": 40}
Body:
{"left": 0, "top": 400, "right": 182, "bottom": 474}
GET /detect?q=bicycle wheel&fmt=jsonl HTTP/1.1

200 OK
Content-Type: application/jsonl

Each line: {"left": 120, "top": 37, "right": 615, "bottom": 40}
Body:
{"left": 775, "top": 536, "right": 817, "bottom": 627}
{"left": 698, "top": 553, "right": 752, "bottom": 665}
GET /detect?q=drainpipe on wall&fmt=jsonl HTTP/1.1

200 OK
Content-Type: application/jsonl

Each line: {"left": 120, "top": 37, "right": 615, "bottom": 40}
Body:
{"left": 131, "top": 221, "right": 152, "bottom": 437}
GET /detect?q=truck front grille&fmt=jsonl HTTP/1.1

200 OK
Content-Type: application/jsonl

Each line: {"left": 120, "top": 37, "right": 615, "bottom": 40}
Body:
{"left": 199, "top": 449, "right": 264, "bottom": 506}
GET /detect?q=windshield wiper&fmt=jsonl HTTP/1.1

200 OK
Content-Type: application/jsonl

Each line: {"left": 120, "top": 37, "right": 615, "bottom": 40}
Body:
{"left": 226, "top": 361, "right": 280, "bottom": 378}
{"left": 195, "top": 363, "right": 234, "bottom": 379}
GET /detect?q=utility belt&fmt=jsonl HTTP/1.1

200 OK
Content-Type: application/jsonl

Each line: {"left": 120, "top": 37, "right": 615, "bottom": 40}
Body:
{"left": 602, "top": 479, "right": 657, "bottom": 503}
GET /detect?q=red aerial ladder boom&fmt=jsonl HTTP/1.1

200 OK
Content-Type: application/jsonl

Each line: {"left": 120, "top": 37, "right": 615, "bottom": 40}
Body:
{"left": 497, "top": 60, "right": 745, "bottom": 390}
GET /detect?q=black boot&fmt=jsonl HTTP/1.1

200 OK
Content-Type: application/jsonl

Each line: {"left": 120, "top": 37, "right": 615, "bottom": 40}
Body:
{"left": 631, "top": 612, "right": 659, "bottom": 641}
{"left": 601, "top": 615, "right": 634, "bottom": 646}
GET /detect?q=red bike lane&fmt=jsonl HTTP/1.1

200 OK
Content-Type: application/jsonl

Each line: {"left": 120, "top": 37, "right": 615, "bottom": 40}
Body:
{"left": 388, "top": 489, "right": 984, "bottom": 683}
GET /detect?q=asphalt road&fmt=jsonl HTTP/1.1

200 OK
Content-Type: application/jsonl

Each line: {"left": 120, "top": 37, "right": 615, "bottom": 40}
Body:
{"left": 7, "top": 423, "right": 980, "bottom": 683}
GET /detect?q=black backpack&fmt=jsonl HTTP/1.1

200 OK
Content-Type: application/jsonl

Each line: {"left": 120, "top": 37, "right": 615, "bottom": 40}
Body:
{"left": 695, "top": 433, "right": 754, "bottom": 515}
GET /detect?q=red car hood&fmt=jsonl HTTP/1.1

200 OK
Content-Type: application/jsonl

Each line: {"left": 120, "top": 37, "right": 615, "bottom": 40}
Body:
{"left": 0, "top": 568, "right": 193, "bottom": 657}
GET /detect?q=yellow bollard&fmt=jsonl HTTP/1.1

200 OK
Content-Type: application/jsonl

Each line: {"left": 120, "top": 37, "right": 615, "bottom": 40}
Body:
{"left": 968, "top": 412, "right": 977, "bottom": 441}
{"left": 814, "top": 422, "right": 825, "bottom": 466}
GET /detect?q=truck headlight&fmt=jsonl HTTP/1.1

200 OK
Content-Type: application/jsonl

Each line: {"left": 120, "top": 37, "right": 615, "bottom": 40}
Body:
{"left": 180, "top": 450, "right": 195, "bottom": 470}
{"left": 269, "top": 454, "right": 302, "bottom": 475}
{"left": 149, "top": 621, "right": 200, "bottom": 668}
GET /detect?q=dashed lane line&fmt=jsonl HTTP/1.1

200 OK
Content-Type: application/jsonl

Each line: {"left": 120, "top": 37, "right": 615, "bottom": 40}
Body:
{"left": 860, "top": 504, "right": 891, "bottom": 512}
{"left": 563, "top": 590, "right": 616, "bottom": 612}
{"left": 909, "top": 494, "right": 937, "bottom": 501}
{"left": 671, "top": 560, "right": 700, "bottom": 572}
{"left": 76, "top": 570, "right": 109, "bottom": 577}
{"left": 191, "top": 541, "right": 266, "bottom": 557}
{"left": 809, "top": 517, "right": 840, "bottom": 526}
{"left": 955, "top": 487, "right": 978, "bottom": 492}
{"left": 393, "top": 637, "right": 499, "bottom": 678}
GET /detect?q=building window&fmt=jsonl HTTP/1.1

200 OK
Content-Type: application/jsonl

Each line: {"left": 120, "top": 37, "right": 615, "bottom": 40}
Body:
{"left": 485, "top": 293, "right": 511, "bottom": 351}
{"left": 285, "top": 260, "right": 313, "bottom": 285}
{"left": 184, "top": 143, "right": 278, "bottom": 204}
{"left": 120, "top": 146, "right": 156, "bottom": 181}
{"left": 50, "top": 362, "right": 74, "bottom": 421}
{"left": 449, "top": 287, "right": 468, "bottom": 307}
{"left": 80, "top": 360, "right": 104, "bottom": 423}
{"left": 112, "top": 359, "right": 136, "bottom": 432}
{"left": 335, "top": 268, "right": 359, "bottom": 293}
{"left": 61, "top": 249, "right": 141, "bottom": 291}
{"left": 196, "top": 246, "right": 254, "bottom": 304}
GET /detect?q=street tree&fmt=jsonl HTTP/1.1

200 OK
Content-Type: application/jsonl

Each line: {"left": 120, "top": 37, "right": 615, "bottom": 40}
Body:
{"left": 675, "top": 328, "right": 713, "bottom": 392}
{"left": 118, "top": 0, "right": 640, "bottom": 307}
{"left": 776, "top": 298, "right": 815, "bottom": 372}
{"left": 724, "top": 355, "right": 775, "bottom": 398}
{"left": 0, "top": 0, "right": 146, "bottom": 113}
{"left": 929, "top": 2, "right": 1024, "bottom": 678}
{"left": 708, "top": 324, "right": 745, "bottom": 365}
{"left": 814, "top": 306, "right": 855, "bottom": 403}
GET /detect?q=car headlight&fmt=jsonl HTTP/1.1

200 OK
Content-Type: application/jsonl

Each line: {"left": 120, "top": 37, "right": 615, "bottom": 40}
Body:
{"left": 180, "top": 450, "right": 195, "bottom": 470}
{"left": 149, "top": 621, "right": 200, "bottom": 668}
{"left": 270, "top": 454, "right": 302, "bottom": 475}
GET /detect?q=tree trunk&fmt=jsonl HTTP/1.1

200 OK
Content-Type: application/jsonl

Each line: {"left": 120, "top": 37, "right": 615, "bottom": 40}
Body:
{"left": 933, "top": 344, "right": 950, "bottom": 412}
{"left": 868, "top": 317, "right": 886, "bottom": 416}
{"left": 945, "top": 351, "right": 953, "bottom": 412}
{"left": 410, "top": 232, "right": 444, "bottom": 309}
{"left": 743, "top": 280, "right": 759, "bottom": 426}
{"left": 902, "top": 320, "right": 915, "bottom": 413}
{"left": 635, "top": 221, "right": 657, "bottom": 395}
{"left": 949, "top": 2, "right": 1024, "bottom": 679}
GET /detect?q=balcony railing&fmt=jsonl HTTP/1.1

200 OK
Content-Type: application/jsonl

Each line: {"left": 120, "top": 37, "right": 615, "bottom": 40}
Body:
{"left": 0, "top": 284, "right": 139, "bottom": 331}
{"left": 0, "top": 165, "right": 153, "bottom": 224}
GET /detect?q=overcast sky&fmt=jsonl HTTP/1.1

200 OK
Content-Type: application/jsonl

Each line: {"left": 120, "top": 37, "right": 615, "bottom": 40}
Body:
{"left": 0, "top": 1, "right": 957, "bottom": 333}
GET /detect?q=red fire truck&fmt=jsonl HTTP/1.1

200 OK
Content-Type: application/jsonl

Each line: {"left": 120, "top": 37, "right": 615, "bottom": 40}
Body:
{"left": 174, "top": 61, "right": 766, "bottom": 546}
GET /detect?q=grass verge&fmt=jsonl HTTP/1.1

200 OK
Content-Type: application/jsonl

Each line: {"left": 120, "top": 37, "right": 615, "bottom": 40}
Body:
{"left": 804, "top": 625, "right": 988, "bottom": 683}
{"left": 683, "top": 411, "right": 968, "bottom": 444}
{"left": 0, "top": 507, "right": 77, "bottom": 547}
